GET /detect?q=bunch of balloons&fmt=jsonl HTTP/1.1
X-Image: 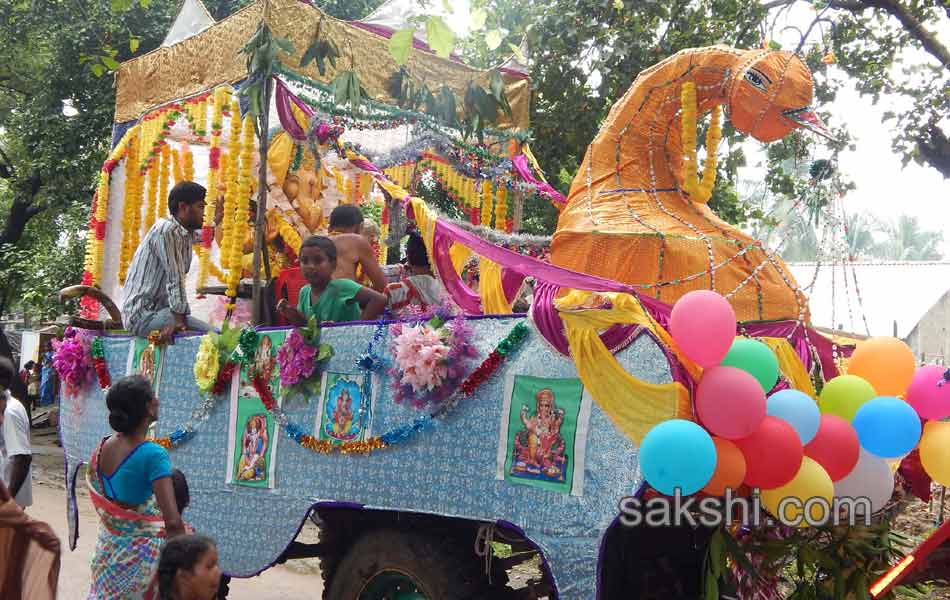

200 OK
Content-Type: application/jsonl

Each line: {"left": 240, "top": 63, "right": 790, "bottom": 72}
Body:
{"left": 639, "top": 290, "right": 950, "bottom": 527}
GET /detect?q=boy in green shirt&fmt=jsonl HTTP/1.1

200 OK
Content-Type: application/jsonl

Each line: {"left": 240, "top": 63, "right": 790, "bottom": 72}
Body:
{"left": 277, "top": 236, "right": 388, "bottom": 324}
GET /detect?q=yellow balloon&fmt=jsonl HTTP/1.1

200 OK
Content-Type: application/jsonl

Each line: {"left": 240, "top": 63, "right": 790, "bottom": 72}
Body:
{"left": 919, "top": 421, "right": 950, "bottom": 487}
{"left": 761, "top": 457, "right": 835, "bottom": 528}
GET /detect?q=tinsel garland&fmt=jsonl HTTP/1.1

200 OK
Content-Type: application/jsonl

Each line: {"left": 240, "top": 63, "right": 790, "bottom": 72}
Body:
{"left": 275, "top": 68, "right": 531, "bottom": 145}
{"left": 90, "top": 336, "right": 110, "bottom": 389}
{"left": 153, "top": 320, "right": 528, "bottom": 456}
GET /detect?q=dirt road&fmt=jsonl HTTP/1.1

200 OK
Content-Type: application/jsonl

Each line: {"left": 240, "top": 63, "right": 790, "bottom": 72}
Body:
{"left": 26, "top": 430, "right": 321, "bottom": 600}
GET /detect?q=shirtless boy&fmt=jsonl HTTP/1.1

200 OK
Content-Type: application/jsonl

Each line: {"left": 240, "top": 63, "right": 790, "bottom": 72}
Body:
{"left": 326, "top": 205, "right": 387, "bottom": 292}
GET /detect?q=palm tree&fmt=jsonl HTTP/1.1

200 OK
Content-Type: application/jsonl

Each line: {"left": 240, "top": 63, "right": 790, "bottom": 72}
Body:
{"left": 872, "top": 215, "right": 944, "bottom": 261}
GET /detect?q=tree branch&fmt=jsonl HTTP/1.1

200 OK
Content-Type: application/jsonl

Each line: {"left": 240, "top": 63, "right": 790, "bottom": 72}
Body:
{"left": 761, "top": 0, "right": 950, "bottom": 69}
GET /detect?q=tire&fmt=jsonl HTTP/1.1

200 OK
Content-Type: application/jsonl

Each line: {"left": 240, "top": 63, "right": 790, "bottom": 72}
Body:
{"left": 324, "top": 528, "right": 486, "bottom": 600}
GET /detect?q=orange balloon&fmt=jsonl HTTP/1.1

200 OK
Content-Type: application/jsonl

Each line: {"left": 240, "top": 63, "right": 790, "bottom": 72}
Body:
{"left": 703, "top": 437, "right": 747, "bottom": 496}
{"left": 846, "top": 337, "right": 915, "bottom": 397}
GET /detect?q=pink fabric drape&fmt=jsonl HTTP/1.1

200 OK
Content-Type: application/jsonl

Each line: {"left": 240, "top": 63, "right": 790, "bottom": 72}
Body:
{"left": 511, "top": 154, "right": 567, "bottom": 205}
{"left": 274, "top": 78, "right": 313, "bottom": 141}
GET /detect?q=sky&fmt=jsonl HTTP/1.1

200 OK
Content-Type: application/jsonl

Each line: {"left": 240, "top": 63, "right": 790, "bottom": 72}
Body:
{"left": 738, "top": 3, "right": 950, "bottom": 257}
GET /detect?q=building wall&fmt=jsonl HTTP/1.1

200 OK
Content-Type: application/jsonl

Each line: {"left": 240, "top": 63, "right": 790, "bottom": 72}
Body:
{"left": 906, "top": 290, "right": 950, "bottom": 365}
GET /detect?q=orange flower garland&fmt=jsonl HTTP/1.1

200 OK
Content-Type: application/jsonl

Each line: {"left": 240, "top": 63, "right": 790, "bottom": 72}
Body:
{"left": 118, "top": 132, "right": 142, "bottom": 284}
{"left": 225, "top": 114, "right": 255, "bottom": 302}
{"left": 145, "top": 156, "right": 160, "bottom": 232}
{"left": 160, "top": 143, "right": 170, "bottom": 217}
{"left": 172, "top": 147, "right": 183, "bottom": 184}
{"left": 182, "top": 142, "right": 194, "bottom": 182}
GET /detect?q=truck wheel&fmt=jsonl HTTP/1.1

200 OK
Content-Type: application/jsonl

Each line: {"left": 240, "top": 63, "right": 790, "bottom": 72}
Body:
{"left": 324, "top": 529, "right": 485, "bottom": 600}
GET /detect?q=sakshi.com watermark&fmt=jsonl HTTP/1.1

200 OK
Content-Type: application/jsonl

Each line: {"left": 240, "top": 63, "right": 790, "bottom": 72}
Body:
{"left": 618, "top": 488, "right": 875, "bottom": 529}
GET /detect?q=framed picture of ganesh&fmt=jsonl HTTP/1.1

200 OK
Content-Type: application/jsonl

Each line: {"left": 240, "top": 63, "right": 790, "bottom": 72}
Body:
{"left": 495, "top": 375, "right": 592, "bottom": 496}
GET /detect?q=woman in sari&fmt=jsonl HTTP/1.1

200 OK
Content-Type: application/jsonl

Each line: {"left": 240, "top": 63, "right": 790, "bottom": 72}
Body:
{"left": 87, "top": 375, "right": 185, "bottom": 599}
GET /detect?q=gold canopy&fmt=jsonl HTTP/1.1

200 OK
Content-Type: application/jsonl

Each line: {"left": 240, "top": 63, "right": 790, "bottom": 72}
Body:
{"left": 113, "top": 0, "right": 530, "bottom": 129}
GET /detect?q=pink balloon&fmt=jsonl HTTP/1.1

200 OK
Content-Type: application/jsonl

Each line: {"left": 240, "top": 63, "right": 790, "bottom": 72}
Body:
{"left": 906, "top": 365, "right": 950, "bottom": 421}
{"left": 670, "top": 291, "right": 737, "bottom": 367}
{"left": 804, "top": 415, "right": 860, "bottom": 481}
{"left": 696, "top": 366, "right": 767, "bottom": 439}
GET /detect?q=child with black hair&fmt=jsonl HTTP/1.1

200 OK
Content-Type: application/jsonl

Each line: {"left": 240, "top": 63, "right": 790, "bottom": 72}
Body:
{"left": 276, "top": 235, "right": 388, "bottom": 325}
{"left": 385, "top": 231, "right": 449, "bottom": 317}
{"left": 326, "top": 205, "right": 387, "bottom": 292}
{"left": 156, "top": 534, "right": 221, "bottom": 600}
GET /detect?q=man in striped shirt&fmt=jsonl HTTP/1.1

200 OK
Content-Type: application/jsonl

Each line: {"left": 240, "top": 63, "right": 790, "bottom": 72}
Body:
{"left": 122, "top": 181, "right": 216, "bottom": 341}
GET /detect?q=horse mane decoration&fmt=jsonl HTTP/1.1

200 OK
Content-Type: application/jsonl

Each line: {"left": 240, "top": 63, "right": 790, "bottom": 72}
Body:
{"left": 551, "top": 45, "right": 833, "bottom": 323}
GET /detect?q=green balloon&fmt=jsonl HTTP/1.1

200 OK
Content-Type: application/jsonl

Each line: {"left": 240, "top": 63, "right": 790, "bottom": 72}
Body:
{"left": 819, "top": 374, "right": 876, "bottom": 422}
{"left": 720, "top": 338, "right": 780, "bottom": 393}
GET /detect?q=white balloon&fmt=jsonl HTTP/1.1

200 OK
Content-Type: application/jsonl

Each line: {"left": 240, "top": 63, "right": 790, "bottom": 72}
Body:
{"left": 833, "top": 449, "right": 894, "bottom": 520}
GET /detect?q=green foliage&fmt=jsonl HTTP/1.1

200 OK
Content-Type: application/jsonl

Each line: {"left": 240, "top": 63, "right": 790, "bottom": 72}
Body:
{"left": 239, "top": 22, "right": 294, "bottom": 117}
{"left": 330, "top": 70, "right": 366, "bottom": 111}
{"left": 300, "top": 24, "right": 341, "bottom": 76}
{"left": 388, "top": 28, "right": 415, "bottom": 66}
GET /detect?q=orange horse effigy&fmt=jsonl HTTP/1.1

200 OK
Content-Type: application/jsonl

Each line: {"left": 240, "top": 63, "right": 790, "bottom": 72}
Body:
{"left": 551, "top": 45, "right": 833, "bottom": 322}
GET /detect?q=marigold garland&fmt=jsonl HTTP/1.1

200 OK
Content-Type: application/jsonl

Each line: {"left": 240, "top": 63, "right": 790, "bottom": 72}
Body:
{"left": 118, "top": 132, "right": 142, "bottom": 284}
{"left": 145, "top": 156, "right": 160, "bottom": 232}
{"left": 182, "top": 142, "right": 194, "bottom": 182}
{"left": 225, "top": 115, "right": 255, "bottom": 301}
{"left": 172, "top": 147, "right": 183, "bottom": 184}
{"left": 160, "top": 143, "right": 170, "bottom": 216}
{"left": 680, "top": 80, "right": 721, "bottom": 204}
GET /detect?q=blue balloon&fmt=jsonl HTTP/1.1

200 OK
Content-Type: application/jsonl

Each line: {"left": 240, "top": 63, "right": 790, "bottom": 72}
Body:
{"left": 767, "top": 389, "right": 821, "bottom": 445}
{"left": 852, "top": 397, "right": 922, "bottom": 459}
{"left": 640, "top": 419, "right": 716, "bottom": 496}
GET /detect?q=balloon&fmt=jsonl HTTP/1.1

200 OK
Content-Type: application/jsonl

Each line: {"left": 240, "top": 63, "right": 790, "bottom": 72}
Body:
{"left": 702, "top": 437, "right": 747, "bottom": 496}
{"left": 834, "top": 450, "right": 894, "bottom": 520}
{"left": 696, "top": 366, "right": 767, "bottom": 439}
{"left": 721, "top": 338, "right": 780, "bottom": 393}
{"left": 735, "top": 416, "right": 804, "bottom": 489}
{"left": 906, "top": 365, "right": 950, "bottom": 421}
{"left": 819, "top": 374, "right": 876, "bottom": 422}
{"left": 846, "top": 336, "right": 916, "bottom": 397}
{"left": 919, "top": 421, "right": 950, "bottom": 486}
{"left": 768, "top": 389, "right": 821, "bottom": 444}
{"left": 852, "top": 396, "right": 922, "bottom": 459}
{"left": 803, "top": 414, "right": 860, "bottom": 481}
{"left": 640, "top": 419, "right": 717, "bottom": 496}
{"left": 761, "top": 457, "right": 834, "bottom": 528}
{"left": 669, "top": 290, "right": 736, "bottom": 368}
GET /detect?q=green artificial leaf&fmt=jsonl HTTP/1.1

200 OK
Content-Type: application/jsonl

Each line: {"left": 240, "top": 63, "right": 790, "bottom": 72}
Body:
{"left": 704, "top": 570, "right": 719, "bottom": 600}
{"left": 389, "top": 28, "right": 415, "bottom": 66}
{"left": 489, "top": 71, "right": 513, "bottom": 118}
{"left": 218, "top": 322, "right": 242, "bottom": 356}
{"left": 508, "top": 43, "right": 527, "bottom": 64}
{"left": 101, "top": 56, "right": 120, "bottom": 70}
{"left": 437, "top": 86, "right": 458, "bottom": 126}
{"left": 485, "top": 29, "right": 504, "bottom": 51}
{"left": 490, "top": 541, "right": 513, "bottom": 558}
{"left": 709, "top": 529, "right": 725, "bottom": 580}
{"left": 332, "top": 71, "right": 350, "bottom": 105}
{"left": 317, "top": 343, "right": 333, "bottom": 362}
{"left": 91, "top": 63, "right": 105, "bottom": 77}
{"left": 300, "top": 42, "right": 318, "bottom": 68}
{"left": 425, "top": 16, "right": 456, "bottom": 59}
{"left": 129, "top": 37, "right": 140, "bottom": 53}
{"left": 470, "top": 8, "right": 487, "bottom": 31}
{"left": 275, "top": 37, "right": 295, "bottom": 55}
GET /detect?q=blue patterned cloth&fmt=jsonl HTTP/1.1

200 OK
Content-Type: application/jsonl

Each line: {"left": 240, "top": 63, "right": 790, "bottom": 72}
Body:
{"left": 61, "top": 317, "right": 672, "bottom": 599}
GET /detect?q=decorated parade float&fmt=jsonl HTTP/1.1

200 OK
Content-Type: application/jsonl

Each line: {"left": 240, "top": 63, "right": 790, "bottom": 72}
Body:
{"left": 54, "top": 1, "right": 950, "bottom": 598}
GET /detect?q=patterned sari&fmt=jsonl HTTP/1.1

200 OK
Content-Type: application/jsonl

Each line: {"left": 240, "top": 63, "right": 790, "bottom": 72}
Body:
{"left": 86, "top": 438, "right": 165, "bottom": 600}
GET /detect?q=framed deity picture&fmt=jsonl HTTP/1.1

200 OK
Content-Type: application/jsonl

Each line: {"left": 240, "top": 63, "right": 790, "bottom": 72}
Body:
{"left": 314, "top": 371, "right": 375, "bottom": 444}
{"left": 126, "top": 338, "right": 163, "bottom": 390}
{"left": 225, "top": 331, "right": 287, "bottom": 489}
{"left": 495, "top": 374, "right": 592, "bottom": 496}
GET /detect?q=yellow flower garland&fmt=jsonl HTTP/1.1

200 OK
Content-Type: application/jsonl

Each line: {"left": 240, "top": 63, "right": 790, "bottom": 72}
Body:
{"left": 196, "top": 88, "right": 227, "bottom": 291}
{"left": 275, "top": 213, "right": 302, "bottom": 256}
{"left": 172, "top": 147, "right": 183, "bottom": 184}
{"left": 118, "top": 132, "right": 142, "bottom": 284}
{"left": 145, "top": 159, "right": 159, "bottom": 231}
{"left": 182, "top": 143, "right": 194, "bottom": 182}
{"left": 193, "top": 333, "right": 219, "bottom": 392}
{"left": 226, "top": 114, "right": 255, "bottom": 300}
{"left": 160, "top": 143, "right": 170, "bottom": 217}
{"left": 220, "top": 97, "right": 242, "bottom": 271}
{"left": 680, "top": 81, "right": 722, "bottom": 205}
{"left": 480, "top": 180, "right": 494, "bottom": 228}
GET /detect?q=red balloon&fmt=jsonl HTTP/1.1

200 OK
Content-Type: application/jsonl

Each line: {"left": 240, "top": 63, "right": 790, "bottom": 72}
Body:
{"left": 696, "top": 366, "right": 767, "bottom": 439}
{"left": 735, "top": 416, "right": 804, "bottom": 489}
{"left": 804, "top": 414, "right": 860, "bottom": 481}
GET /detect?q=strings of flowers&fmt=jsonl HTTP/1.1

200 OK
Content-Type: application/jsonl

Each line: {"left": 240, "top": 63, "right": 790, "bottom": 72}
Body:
{"left": 388, "top": 305, "right": 477, "bottom": 409}
{"left": 680, "top": 80, "right": 721, "bottom": 204}
{"left": 90, "top": 337, "right": 110, "bottom": 389}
